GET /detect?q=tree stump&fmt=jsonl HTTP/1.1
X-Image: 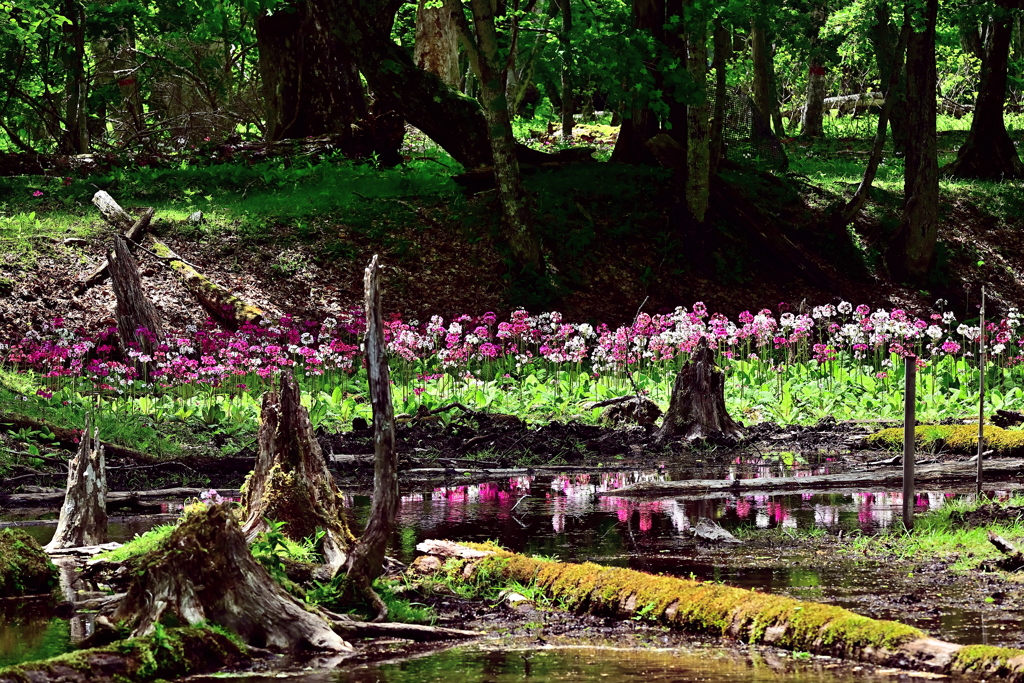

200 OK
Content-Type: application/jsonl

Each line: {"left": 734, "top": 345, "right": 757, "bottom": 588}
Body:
{"left": 240, "top": 372, "right": 354, "bottom": 569}
{"left": 341, "top": 255, "right": 399, "bottom": 621}
{"left": 111, "top": 504, "right": 351, "bottom": 651}
{"left": 109, "top": 236, "right": 164, "bottom": 376}
{"left": 654, "top": 337, "right": 744, "bottom": 443}
{"left": 45, "top": 414, "right": 108, "bottom": 552}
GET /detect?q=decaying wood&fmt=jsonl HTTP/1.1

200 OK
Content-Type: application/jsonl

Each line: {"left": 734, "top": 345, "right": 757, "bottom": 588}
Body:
{"left": 0, "top": 412, "right": 156, "bottom": 463}
{"left": 79, "top": 204, "right": 155, "bottom": 290}
{"left": 111, "top": 503, "right": 351, "bottom": 651}
{"left": 599, "top": 396, "right": 662, "bottom": 427}
{"left": 988, "top": 531, "right": 1024, "bottom": 571}
{"left": 693, "top": 517, "right": 741, "bottom": 544}
{"left": 992, "top": 409, "right": 1024, "bottom": 428}
{"left": 599, "top": 458, "right": 1024, "bottom": 498}
{"left": 4, "top": 487, "right": 242, "bottom": 507}
{"left": 44, "top": 414, "right": 108, "bottom": 552}
{"left": 342, "top": 255, "right": 399, "bottom": 621}
{"left": 324, "top": 610, "right": 482, "bottom": 641}
{"left": 92, "top": 190, "right": 135, "bottom": 231}
{"left": 241, "top": 372, "right": 353, "bottom": 568}
{"left": 109, "top": 236, "right": 165, "bottom": 375}
{"left": 415, "top": 539, "right": 493, "bottom": 559}
{"left": 143, "top": 234, "right": 263, "bottom": 327}
{"left": 655, "top": 337, "right": 744, "bottom": 443}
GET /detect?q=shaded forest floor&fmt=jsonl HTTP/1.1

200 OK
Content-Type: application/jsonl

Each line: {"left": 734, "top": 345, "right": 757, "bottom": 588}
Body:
{"left": 1, "top": 120, "right": 1022, "bottom": 342}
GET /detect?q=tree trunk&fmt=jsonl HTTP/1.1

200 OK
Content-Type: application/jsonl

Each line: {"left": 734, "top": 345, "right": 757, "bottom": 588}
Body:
{"left": 830, "top": 18, "right": 910, "bottom": 231}
{"left": 684, "top": 3, "right": 710, "bottom": 222}
{"left": 943, "top": 0, "right": 1024, "bottom": 180}
{"left": 710, "top": 18, "right": 730, "bottom": 173}
{"left": 111, "top": 504, "right": 351, "bottom": 651}
{"left": 338, "top": 0, "right": 493, "bottom": 169}
{"left": 109, "top": 236, "right": 165, "bottom": 378}
{"left": 869, "top": 1, "right": 909, "bottom": 154}
{"left": 45, "top": 414, "right": 107, "bottom": 552}
{"left": 886, "top": 0, "right": 938, "bottom": 283}
{"left": 655, "top": 337, "right": 744, "bottom": 443}
{"left": 112, "top": 35, "right": 145, "bottom": 145}
{"left": 240, "top": 372, "right": 354, "bottom": 569}
{"left": 610, "top": 0, "right": 664, "bottom": 164}
{"left": 341, "top": 256, "right": 399, "bottom": 621}
{"left": 467, "top": 0, "right": 543, "bottom": 269}
{"left": 256, "top": 0, "right": 366, "bottom": 141}
{"left": 800, "top": 3, "right": 829, "bottom": 138}
{"left": 60, "top": 0, "right": 88, "bottom": 154}
{"left": 414, "top": 0, "right": 462, "bottom": 87}
{"left": 751, "top": 8, "right": 773, "bottom": 133}
{"left": 558, "top": 0, "right": 574, "bottom": 139}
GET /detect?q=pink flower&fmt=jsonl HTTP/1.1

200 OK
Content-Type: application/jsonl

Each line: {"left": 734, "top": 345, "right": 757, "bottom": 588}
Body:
{"left": 32, "top": 190, "right": 43, "bottom": 197}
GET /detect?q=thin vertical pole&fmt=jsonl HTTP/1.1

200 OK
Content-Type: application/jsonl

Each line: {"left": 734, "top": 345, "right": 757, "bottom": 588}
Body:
{"left": 977, "top": 286, "right": 986, "bottom": 496}
{"left": 903, "top": 354, "right": 916, "bottom": 530}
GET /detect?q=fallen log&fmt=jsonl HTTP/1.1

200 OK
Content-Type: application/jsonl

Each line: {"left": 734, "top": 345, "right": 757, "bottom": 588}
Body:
{"left": 143, "top": 234, "right": 263, "bottom": 327}
{"left": 411, "top": 541, "right": 1024, "bottom": 681}
{"left": 45, "top": 414, "right": 107, "bottom": 551}
{"left": 598, "top": 458, "right": 1024, "bottom": 498}
{"left": 3, "top": 487, "right": 242, "bottom": 507}
{"left": 988, "top": 531, "right": 1024, "bottom": 571}
{"left": 78, "top": 204, "right": 155, "bottom": 290}
{"left": 323, "top": 610, "right": 483, "bottom": 641}
{"left": 0, "top": 412, "right": 157, "bottom": 463}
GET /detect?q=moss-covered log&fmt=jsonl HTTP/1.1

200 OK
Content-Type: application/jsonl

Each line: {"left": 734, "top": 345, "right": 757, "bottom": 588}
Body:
{"left": 112, "top": 504, "right": 351, "bottom": 652}
{"left": 0, "top": 625, "right": 244, "bottom": 683}
{"left": 413, "top": 541, "right": 1024, "bottom": 681}
{"left": 144, "top": 234, "right": 262, "bottom": 328}
{"left": 869, "top": 423, "right": 1024, "bottom": 456}
{"left": 0, "top": 529, "right": 58, "bottom": 597}
{"left": 241, "top": 372, "right": 353, "bottom": 568}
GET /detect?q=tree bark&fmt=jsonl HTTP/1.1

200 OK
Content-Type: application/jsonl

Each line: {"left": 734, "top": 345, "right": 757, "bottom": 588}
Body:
{"left": 751, "top": 6, "right": 773, "bottom": 133}
{"left": 109, "top": 236, "right": 165, "bottom": 377}
{"left": 60, "top": 0, "right": 89, "bottom": 154}
{"left": 886, "top": 0, "right": 938, "bottom": 283}
{"left": 710, "top": 18, "right": 730, "bottom": 173}
{"left": 45, "top": 414, "right": 107, "bottom": 552}
{"left": 341, "top": 256, "right": 399, "bottom": 621}
{"left": 942, "top": 0, "right": 1024, "bottom": 180}
{"left": 241, "top": 372, "right": 354, "bottom": 569}
{"left": 869, "top": 1, "right": 909, "bottom": 154}
{"left": 112, "top": 504, "right": 351, "bottom": 651}
{"left": 684, "top": 2, "right": 710, "bottom": 221}
{"left": 829, "top": 17, "right": 910, "bottom": 231}
{"left": 654, "top": 337, "right": 744, "bottom": 443}
{"left": 414, "top": 0, "right": 462, "bottom": 87}
{"left": 558, "top": 0, "right": 574, "bottom": 139}
{"left": 467, "top": 0, "right": 543, "bottom": 269}
{"left": 800, "top": 3, "right": 829, "bottom": 138}
{"left": 256, "top": 1, "right": 366, "bottom": 142}
{"left": 610, "top": 0, "right": 664, "bottom": 164}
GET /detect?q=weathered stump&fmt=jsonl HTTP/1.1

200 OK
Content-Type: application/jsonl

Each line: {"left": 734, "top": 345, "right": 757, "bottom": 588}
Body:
{"left": 240, "top": 372, "right": 353, "bottom": 568}
{"left": 340, "top": 255, "right": 399, "bottom": 621}
{"left": 655, "top": 337, "right": 744, "bottom": 443}
{"left": 45, "top": 414, "right": 108, "bottom": 552}
{"left": 111, "top": 504, "right": 351, "bottom": 651}
{"left": 109, "top": 236, "right": 164, "bottom": 376}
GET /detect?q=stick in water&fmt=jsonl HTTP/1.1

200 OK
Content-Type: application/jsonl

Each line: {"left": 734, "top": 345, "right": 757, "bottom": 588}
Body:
{"left": 977, "top": 286, "right": 985, "bottom": 496}
{"left": 903, "top": 355, "right": 916, "bottom": 530}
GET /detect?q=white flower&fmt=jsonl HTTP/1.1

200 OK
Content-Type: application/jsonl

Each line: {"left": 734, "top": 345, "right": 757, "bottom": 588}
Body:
{"left": 300, "top": 332, "right": 314, "bottom": 345}
{"left": 926, "top": 325, "right": 943, "bottom": 340}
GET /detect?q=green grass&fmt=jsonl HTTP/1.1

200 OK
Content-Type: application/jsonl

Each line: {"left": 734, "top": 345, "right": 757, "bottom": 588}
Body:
{"left": 96, "top": 524, "right": 178, "bottom": 563}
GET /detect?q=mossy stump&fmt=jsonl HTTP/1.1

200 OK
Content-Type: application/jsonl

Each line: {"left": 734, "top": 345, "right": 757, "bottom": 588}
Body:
{"left": 111, "top": 503, "right": 351, "bottom": 652}
{"left": 241, "top": 372, "right": 354, "bottom": 568}
{"left": 0, "top": 529, "right": 58, "bottom": 597}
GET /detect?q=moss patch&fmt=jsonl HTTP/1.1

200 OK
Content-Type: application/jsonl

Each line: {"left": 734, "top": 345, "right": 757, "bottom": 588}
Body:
{"left": 952, "top": 644, "right": 1024, "bottom": 679}
{"left": 868, "top": 424, "right": 1024, "bottom": 455}
{"left": 0, "top": 625, "right": 244, "bottom": 683}
{"left": 0, "top": 529, "right": 57, "bottom": 597}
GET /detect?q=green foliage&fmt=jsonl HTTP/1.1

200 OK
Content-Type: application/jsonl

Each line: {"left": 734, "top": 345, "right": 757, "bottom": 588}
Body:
{"left": 0, "top": 529, "right": 58, "bottom": 597}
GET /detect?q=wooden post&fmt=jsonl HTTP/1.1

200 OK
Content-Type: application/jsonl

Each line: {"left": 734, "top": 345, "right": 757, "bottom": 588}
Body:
{"left": 978, "top": 286, "right": 986, "bottom": 496}
{"left": 902, "top": 355, "right": 916, "bottom": 530}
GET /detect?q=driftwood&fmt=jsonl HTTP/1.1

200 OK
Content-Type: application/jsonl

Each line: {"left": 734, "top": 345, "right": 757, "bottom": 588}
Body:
{"left": 693, "top": 517, "right": 741, "bottom": 544}
{"left": 44, "top": 414, "right": 107, "bottom": 552}
{"left": 342, "top": 255, "right": 399, "bottom": 621}
{"left": 240, "top": 373, "right": 352, "bottom": 568}
{"left": 79, "top": 202, "right": 155, "bottom": 290}
{"left": 324, "top": 610, "right": 482, "bottom": 641}
{"left": 988, "top": 531, "right": 1024, "bottom": 571}
{"left": 143, "top": 234, "right": 263, "bottom": 327}
{"left": 111, "top": 503, "right": 351, "bottom": 651}
{"left": 655, "top": 337, "right": 744, "bottom": 443}
{"left": 600, "top": 458, "right": 1024, "bottom": 498}
{"left": 109, "top": 236, "right": 165, "bottom": 376}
